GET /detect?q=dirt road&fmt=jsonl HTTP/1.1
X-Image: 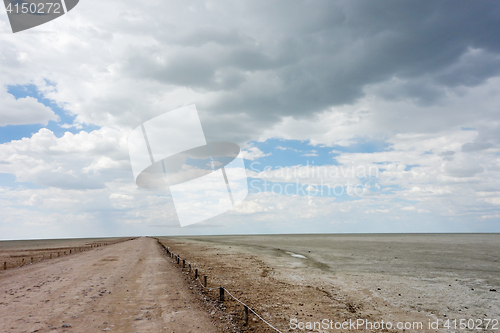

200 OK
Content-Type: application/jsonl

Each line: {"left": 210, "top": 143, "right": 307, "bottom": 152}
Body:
{"left": 0, "top": 237, "right": 220, "bottom": 333}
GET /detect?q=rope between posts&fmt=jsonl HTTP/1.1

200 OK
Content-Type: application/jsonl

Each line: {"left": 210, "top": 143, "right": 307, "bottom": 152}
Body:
{"left": 163, "top": 244, "right": 283, "bottom": 333}
{"left": 176, "top": 256, "right": 219, "bottom": 291}
{"left": 224, "top": 288, "right": 283, "bottom": 333}
{"left": 195, "top": 276, "right": 219, "bottom": 291}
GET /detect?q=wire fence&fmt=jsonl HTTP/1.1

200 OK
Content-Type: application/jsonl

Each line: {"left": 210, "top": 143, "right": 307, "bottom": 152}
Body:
{"left": 157, "top": 239, "right": 283, "bottom": 333}
{"left": 1, "top": 238, "right": 136, "bottom": 271}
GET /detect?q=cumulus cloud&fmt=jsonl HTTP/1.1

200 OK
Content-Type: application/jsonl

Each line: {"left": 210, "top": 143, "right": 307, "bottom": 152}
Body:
{"left": 0, "top": 89, "right": 58, "bottom": 126}
{"left": 2, "top": 0, "right": 500, "bottom": 237}
{"left": 240, "top": 146, "right": 271, "bottom": 160}
{"left": 0, "top": 1, "right": 499, "bottom": 142}
{"left": 0, "top": 128, "right": 130, "bottom": 190}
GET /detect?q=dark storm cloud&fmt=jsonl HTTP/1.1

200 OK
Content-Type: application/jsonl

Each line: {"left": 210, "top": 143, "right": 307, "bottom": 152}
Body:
{"left": 121, "top": 0, "right": 500, "bottom": 133}
{"left": 462, "top": 141, "right": 495, "bottom": 152}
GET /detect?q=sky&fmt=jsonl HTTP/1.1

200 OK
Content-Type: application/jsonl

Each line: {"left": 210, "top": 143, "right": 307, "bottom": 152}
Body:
{"left": 1, "top": 0, "right": 500, "bottom": 239}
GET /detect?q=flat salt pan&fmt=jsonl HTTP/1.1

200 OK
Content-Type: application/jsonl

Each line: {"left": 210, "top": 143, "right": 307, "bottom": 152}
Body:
{"left": 287, "top": 252, "right": 307, "bottom": 259}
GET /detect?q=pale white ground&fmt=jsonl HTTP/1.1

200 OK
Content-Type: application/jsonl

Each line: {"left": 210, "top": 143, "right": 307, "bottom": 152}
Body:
{"left": 172, "top": 233, "right": 500, "bottom": 332}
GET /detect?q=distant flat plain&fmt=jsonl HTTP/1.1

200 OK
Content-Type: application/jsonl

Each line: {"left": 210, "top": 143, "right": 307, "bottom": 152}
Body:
{"left": 1, "top": 233, "right": 498, "bottom": 332}
{"left": 0, "top": 237, "right": 125, "bottom": 269}
{"left": 170, "top": 233, "right": 500, "bottom": 327}
{"left": 0, "top": 237, "right": 122, "bottom": 251}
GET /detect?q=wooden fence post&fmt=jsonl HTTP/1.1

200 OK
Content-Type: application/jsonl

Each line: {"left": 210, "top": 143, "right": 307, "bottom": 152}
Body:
{"left": 243, "top": 306, "right": 249, "bottom": 326}
{"left": 188, "top": 264, "right": 191, "bottom": 273}
{"left": 182, "top": 259, "right": 185, "bottom": 268}
{"left": 204, "top": 276, "right": 207, "bottom": 288}
{"left": 195, "top": 269, "right": 198, "bottom": 279}
{"left": 50, "top": 254, "right": 52, "bottom": 259}
{"left": 219, "top": 287, "right": 225, "bottom": 302}
{"left": 31, "top": 257, "right": 33, "bottom": 263}
{"left": 3, "top": 262, "right": 6, "bottom": 270}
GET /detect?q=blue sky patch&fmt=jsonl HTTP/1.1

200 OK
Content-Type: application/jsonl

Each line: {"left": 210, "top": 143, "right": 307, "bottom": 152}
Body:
{"left": 0, "top": 173, "right": 46, "bottom": 190}
{"left": 404, "top": 164, "right": 419, "bottom": 171}
{"left": 1, "top": 84, "right": 99, "bottom": 143}
{"left": 245, "top": 137, "right": 391, "bottom": 172}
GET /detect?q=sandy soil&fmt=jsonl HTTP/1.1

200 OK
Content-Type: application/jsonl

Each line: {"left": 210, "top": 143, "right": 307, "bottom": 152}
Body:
{"left": 0, "top": 237, "right": 223, "bottom": 333}
{"left": 159, "top": 238, "right": 444, "bottom": 333}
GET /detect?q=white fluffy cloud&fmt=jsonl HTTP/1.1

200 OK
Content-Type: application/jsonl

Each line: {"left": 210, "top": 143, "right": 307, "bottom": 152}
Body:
{"left": 0, "top": 88, "right": 58, "bottom": 126}
{"left": 2, "top": 1, "right": 500, "bottom": 238}
{"left": 240, "top": 146, "right": 270, "bottom": 160}
{"left": 0, "top": 128, "right": 129, "bottom": 189}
